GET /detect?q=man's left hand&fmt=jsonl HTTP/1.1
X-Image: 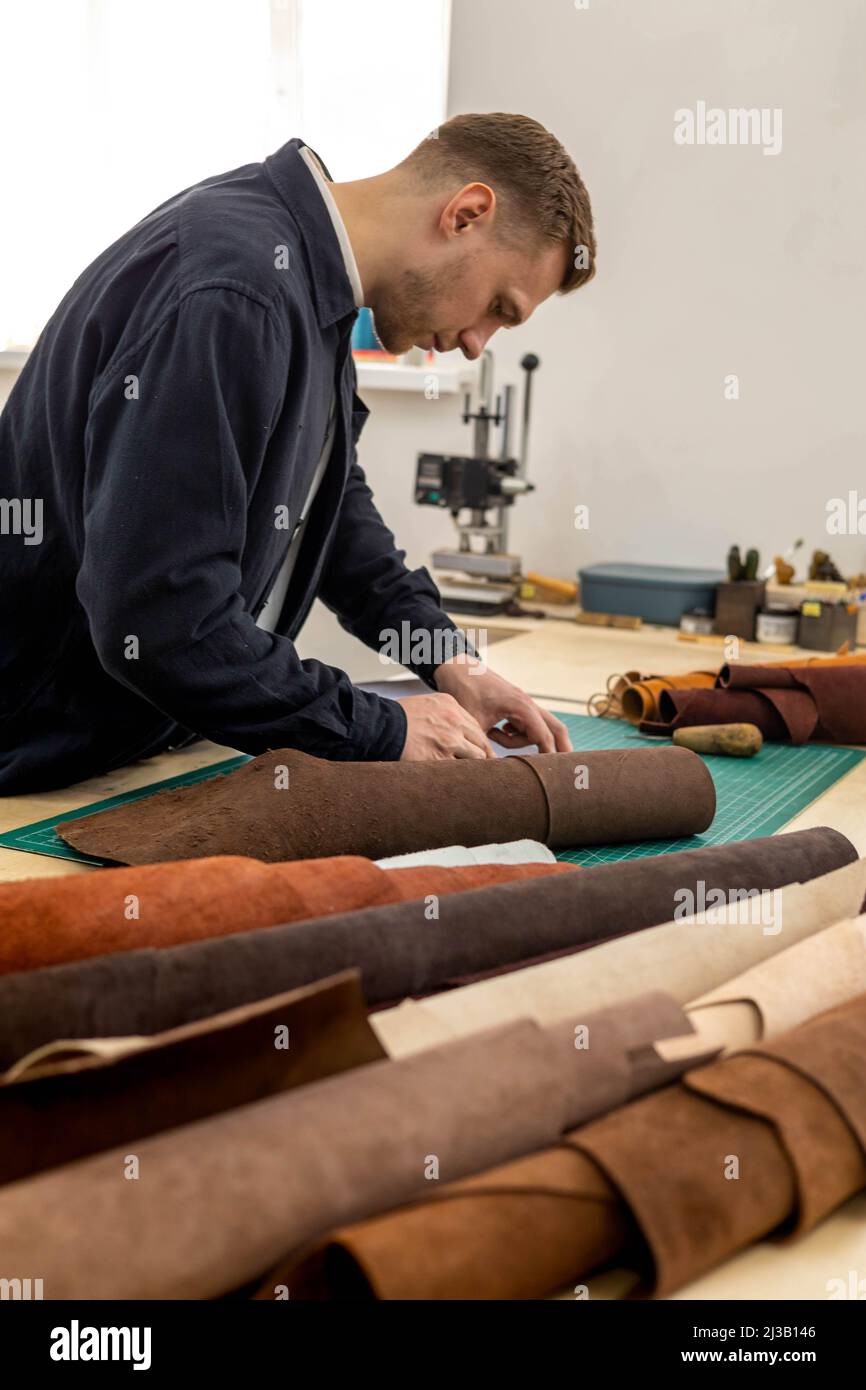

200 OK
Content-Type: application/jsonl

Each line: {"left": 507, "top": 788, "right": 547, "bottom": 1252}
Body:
{"left": 433, "top": 654, "right": 572, "bottom": 754}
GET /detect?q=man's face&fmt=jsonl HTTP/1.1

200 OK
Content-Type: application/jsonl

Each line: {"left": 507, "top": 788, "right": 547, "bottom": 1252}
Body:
{"left": 369, "top": 200, "right": 570, "bottom": 359}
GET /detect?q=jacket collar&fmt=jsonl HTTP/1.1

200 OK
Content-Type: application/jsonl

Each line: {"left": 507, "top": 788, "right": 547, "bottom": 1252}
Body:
{"left": 264, "top": 138, "right": 358, "bottom": 330}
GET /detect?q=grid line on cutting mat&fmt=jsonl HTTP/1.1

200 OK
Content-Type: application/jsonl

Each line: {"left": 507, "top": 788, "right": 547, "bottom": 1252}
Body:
{"left": 552, "top": 713, "right": 864, "bottom": 866}
{"left": 0, "top": 715, "right": 861, "bottom": 868}
{"left": 0, "top": 757, "right": 250, "bottom": 864}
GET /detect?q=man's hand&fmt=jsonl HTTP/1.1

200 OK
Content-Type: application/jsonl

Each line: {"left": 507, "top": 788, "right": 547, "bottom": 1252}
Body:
{"left": 397, "top": 692, "right": 495, "bottom": 760}
{"left": 433, "top": 654, "right": 572, "bottom": 753}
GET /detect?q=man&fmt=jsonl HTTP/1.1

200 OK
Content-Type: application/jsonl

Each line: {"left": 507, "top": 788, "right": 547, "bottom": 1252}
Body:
{"left": 0, "top": 112, "right": 595, "bottom": 793}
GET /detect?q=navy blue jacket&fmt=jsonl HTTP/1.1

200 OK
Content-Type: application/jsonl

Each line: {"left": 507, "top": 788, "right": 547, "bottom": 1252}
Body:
{"left": 0, "top": 139, "right": 462, "bottom": 792}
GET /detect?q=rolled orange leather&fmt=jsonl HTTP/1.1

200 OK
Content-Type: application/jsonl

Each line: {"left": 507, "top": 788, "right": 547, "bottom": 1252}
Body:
{"left": 621, "top": 672, "right": 716, "bottom": 724}
{"left": 620, "top": 652, "right": 866, "bottom": 725}
{"left": 0, "top": 856, "right": 573, "bottom": 976}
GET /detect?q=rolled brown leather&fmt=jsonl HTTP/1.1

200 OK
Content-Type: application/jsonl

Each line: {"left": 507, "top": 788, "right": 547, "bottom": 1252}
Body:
{"left": 644, "top": 664, "right": 866, "bottom": 744}
{"left": 0, "top": 994, "right": 710, "bottom": 1299}
{"left": 718, "top": 663, "right": 866, "bottom": 744}
{"left": 276, "top": 993, "right": 866, "bottom": 1300}
{"left": 0, "top": 828, "right": 851, "bottom": 1068}
{"left": 57, "top": 746, "right": 716, "bottom": 865}
{"left": 255, "top": 1087, "right": 798, "bottom": 1302}
{"left": 578, "top": 1049, "right": 864, "bottom": 1295}
{"left": 685, "top": 1056, "right": 864, "bottom": 1240}
{"left": 0, "top": 854, "right": 571, "bottom": 976}
{"left": 264, "top": 1144, "right": 633, "bottom": 1301}
{"left": 619, "top": 652, "right": 866, "bottom": 726}
{"left": 0, "top": 971, "right": 384, "bottom": 1187}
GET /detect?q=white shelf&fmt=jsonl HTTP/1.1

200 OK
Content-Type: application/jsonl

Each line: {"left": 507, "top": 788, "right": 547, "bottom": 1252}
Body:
{"left": 354, "top": 357, "right": 477, "bottom": 394}
{"left": 0, "top": 349, "right": 478, "bottom": 396}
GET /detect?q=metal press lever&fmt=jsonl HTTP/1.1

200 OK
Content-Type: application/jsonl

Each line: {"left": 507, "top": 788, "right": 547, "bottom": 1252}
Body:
{"left": 517, "top": 352, "right": 540, "bottom": 479}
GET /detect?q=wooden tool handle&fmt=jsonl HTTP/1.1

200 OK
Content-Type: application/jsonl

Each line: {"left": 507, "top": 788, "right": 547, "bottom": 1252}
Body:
{"left": 673, "top": 723, "right": 763, "bottom": 757}
{"left": 524, "top": 571, "right": 578, "bottom": 599}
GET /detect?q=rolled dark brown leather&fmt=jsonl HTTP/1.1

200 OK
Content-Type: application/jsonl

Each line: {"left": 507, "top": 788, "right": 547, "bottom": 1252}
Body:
{"left": 57, "top": 745, "right": 716, "bottom": 864}
{"left": 0, "top": 971, "right": 384, "bottom": 1187}
{"left": 644, "top": 663, "right": 866, "bottom": 744}
{"left": 719, "top": 663, "right": 866, "bottom": 744}
{"left": 0, "top": 828, "right": 852, "bottom": 1067}
{"left": 643, "top": 686, "right": 790, "bottom": 741}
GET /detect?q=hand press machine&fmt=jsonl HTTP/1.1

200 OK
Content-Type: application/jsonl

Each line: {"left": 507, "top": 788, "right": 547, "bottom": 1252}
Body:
{"left": 414, "top": 350, "right": 540, "bottom": 614}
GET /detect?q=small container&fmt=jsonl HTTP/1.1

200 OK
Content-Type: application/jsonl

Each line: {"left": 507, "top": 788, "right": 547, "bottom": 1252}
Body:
{"left": 756, "top": 608, "right": 799, "bottom": 644}
{"left": 680, "top": 608, "right": 715, "bottom": 635}
{"left": 798, "top": 602, "right": 859, "bottom": 652}
{"left": 714, "top": 580, "right": 767, "bottom": 642}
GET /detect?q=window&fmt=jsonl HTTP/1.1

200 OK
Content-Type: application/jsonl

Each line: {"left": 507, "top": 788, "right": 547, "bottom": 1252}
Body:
{"left": 0, "top": 0, "right": 450, "bottom": 351}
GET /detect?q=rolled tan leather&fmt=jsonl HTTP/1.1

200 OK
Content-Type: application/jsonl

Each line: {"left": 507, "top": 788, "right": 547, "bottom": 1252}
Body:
{"left": 259, "top": 1083, "right": 798, "bottom": 1301}
{"left": 263, "top": 1144, "right": 631, "bottom": 1301}
{"left": 373, "top": 854, "right": 866, "bottom": 1054}
{"left": 686, "top": 914, "right": 866, "bottom": 1049}
{"left": 621, "top": 672, "right": 717, "bottom": 724}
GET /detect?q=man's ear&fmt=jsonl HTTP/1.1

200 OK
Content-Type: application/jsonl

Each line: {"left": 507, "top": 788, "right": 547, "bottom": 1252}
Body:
{"left": 447, "top": 180, "right": 494, "bottom": 234}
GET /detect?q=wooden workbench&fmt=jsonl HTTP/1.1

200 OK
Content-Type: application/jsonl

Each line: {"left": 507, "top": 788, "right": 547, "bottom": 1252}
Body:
{"left": 1, "top": 616, "right": 864, "bottom": 1300}
{"left": 2, "top": 619, "right": 865, "bottom": 881}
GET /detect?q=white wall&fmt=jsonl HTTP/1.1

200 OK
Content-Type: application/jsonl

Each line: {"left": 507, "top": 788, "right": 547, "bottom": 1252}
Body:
{"left": 307, "top": 0, "right": 866, "bottom": 672}
{"left": 0, "top": 372, "right": 17, "bottom": 411}
{"left": 6, "top": 0, "right": 864, "bottom": 677}
{"left": 438, "top": 0, "right": 866, "bottom": 581}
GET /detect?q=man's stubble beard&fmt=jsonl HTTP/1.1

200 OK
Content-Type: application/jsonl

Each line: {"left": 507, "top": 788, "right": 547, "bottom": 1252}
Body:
{"left": 370, "top": 263, "right": 452, "bottom": 354}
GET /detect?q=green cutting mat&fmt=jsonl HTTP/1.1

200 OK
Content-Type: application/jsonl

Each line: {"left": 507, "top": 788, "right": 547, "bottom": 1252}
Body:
{"left": 0, "top": 756, "right": 250, "bottom": 865}
{"left": 552, "top": 713, "right": 865, "bottom": 866}
{"left": 0, "top": 714, "right": 861, "bottom": 868}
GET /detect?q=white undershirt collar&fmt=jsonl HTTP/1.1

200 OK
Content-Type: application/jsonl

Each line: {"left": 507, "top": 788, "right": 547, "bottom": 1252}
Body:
{"left": 299, "top": 145, "right": 364, "bottom": 310}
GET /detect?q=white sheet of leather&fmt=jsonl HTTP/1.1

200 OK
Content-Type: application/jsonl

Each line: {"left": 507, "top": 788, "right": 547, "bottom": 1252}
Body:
{"left": 371, "top": 856, "right": 866, "bottom": 1056}
{"left": 685, "top": 914, "right": 866, "bottom": 1052}
{"left": 374, "top": 839, "right": 556, "bottom": 868}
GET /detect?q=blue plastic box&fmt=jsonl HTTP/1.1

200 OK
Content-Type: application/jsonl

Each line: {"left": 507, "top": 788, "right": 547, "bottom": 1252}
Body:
{"left": 578, "top": 562, "right": 725, "bottom": 627}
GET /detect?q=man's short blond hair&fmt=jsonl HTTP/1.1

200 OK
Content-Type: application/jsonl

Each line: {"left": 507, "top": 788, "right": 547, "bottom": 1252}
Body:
{"left": 402, "top": 112, "right": 596, "bottom": 292}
